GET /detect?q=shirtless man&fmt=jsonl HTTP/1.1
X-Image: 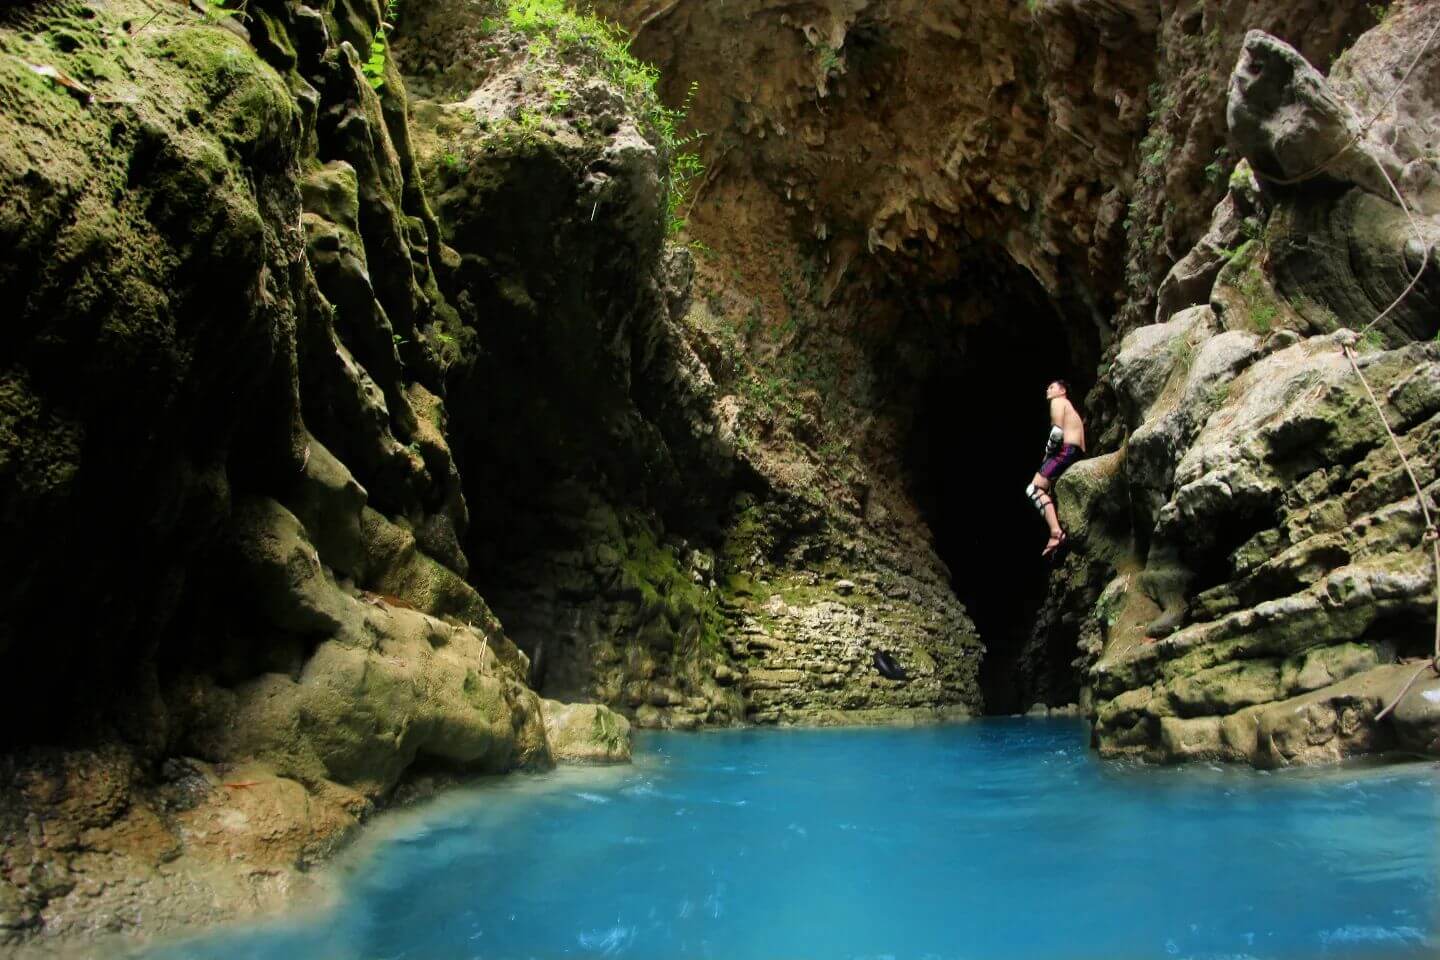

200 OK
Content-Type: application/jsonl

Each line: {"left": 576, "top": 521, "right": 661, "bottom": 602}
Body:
{"left": 1027, "top": 379, "right": 1086, "bottom": 558}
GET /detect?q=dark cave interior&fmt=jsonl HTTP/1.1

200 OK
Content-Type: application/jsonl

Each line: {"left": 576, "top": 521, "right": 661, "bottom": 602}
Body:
{"left": 904, "top": 286, "right": 1096, "bottom": 715}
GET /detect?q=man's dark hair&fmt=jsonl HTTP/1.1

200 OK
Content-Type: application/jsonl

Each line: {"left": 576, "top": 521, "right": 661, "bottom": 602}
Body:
{"left": 1051, "top": 379, "right": 1070, "bottom": 395}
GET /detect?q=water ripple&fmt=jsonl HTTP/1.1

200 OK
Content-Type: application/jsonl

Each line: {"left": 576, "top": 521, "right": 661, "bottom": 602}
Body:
{"left": 140, "top": 720, "right": 1439, "bottom": 960}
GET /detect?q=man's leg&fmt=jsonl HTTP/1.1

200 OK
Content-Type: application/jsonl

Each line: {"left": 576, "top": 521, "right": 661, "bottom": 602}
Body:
{"left": 1026, "top": 473, "right": 1063, "bottom": 542}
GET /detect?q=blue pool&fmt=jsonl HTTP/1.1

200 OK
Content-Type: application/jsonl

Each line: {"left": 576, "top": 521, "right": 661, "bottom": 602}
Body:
{"left": 145, "top": 720, "right": 1439, "bottom": 959}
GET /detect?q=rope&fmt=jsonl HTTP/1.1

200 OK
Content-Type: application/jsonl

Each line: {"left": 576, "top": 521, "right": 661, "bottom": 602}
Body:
{"left": 1242, "top": 12, "right": 1440, "bottom": 721}
{"left": 1339, "top": 342, "right": 1437, "bottom": 542}
{"left": 1251, "top": 15, "right": 1436, "bottom": 340}
{"left": 1355, "top": 146, "right": 1430, "bottom": 337}
{"left": 1338, "top": 342, "right": 1440, "bottom": 723}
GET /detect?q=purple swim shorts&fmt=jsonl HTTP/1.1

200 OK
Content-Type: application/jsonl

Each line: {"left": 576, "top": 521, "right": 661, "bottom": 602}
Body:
{"left": 1039, "top": 443, "right": 1082, "bottom": 481}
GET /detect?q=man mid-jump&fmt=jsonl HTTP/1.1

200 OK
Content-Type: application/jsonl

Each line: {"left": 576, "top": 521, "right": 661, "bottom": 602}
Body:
{"left": 1027, "top": 379, "right": 1085, "bottom": 558}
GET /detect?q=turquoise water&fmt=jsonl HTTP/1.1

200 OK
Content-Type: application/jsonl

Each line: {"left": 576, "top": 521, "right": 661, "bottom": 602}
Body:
{"left": 148, "top": 720, "right": 1439, "bottom": 960}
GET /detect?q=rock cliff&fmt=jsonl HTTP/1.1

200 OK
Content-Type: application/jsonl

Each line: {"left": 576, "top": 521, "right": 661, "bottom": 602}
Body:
{"left": 581, "top": 0, "right": 1393, "bottom": 716}
{"left": 0, "top": 0, "right": 1437, "bottom": 949}
{"left": 1046, "top": 12, "right": 1440, "bottom": 766}
{"left": 0, "top": 0, "right": 632, "bottom": 945}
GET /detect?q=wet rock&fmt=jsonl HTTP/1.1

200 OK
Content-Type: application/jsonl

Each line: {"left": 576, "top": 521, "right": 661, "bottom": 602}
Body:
{"left": 1158, "top": 716, "right": 1225, "bottom": 762}
{"left": 1389, "top": 670, "right": 1440, "bottom": 754}
{"left": 541, "top": 700, "right": 633, "bottom": 764}
{"left": 1168, "top": 660, "right": 1283, "bottom": 717}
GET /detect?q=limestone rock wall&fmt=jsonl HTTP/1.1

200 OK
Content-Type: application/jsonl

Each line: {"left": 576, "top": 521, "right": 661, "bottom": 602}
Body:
{"left": 0, "top": 0, "right": 993, "bottom": 946}
{"left": 1043, "top": 11, "right": 1440, "bottom": 766}
{"left": 389, "top": 0, "right": 988, "bottom": 729}
{"left": 578, "top": 0, "right": 1387, "bottom": 723}
{"left": 2, "top": 0, "right": 1432, "bottom": 948}
{"left": 396, "top": 2, "right": 747, "bottom": 729}
{"left": 0, "top": 0, "right": 628, "bottom": 947}
{"left": 593, "top": 0, "right": 1372, "bottom": 324}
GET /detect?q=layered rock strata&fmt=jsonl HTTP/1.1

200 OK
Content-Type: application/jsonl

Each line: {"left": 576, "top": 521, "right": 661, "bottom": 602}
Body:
{"left": 1043, "top": 13, "right": 1440, "bottom": 765}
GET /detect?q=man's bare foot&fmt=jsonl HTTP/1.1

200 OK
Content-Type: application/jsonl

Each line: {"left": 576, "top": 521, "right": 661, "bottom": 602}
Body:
{"left": 1042, "top": 530, "right": 1067, "bottom": 558}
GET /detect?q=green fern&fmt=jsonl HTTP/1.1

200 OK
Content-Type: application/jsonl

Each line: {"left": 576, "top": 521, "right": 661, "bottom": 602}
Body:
{"left": 662, "top": 81, "right": 705, "bottom": 235}
{"left": 363, "top": 36, "right": 387, "bottom": 88}
{"left": 363, "top": 0, "right": 401, "bottom": 90}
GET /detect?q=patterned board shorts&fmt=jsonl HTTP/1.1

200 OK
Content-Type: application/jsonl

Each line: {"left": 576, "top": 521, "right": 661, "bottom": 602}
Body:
{"left": 1039, "top": 443, "right": 1083, "bottom": 481}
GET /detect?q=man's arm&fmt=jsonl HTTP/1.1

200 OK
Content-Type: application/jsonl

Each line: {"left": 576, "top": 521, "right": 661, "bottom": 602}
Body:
{"left": 1045, "top": 398, "right": 1064, "bottom": 458}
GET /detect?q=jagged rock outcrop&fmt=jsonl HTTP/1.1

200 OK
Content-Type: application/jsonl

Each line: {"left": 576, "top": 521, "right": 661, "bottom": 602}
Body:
{"left": 396, "top": 2, "right": 747, "bottom": 729}
{"left": 1042, "top": 14, "right": 1440, "bottom": 766}
{"left": 2, "top": 0, "right": 1434, "bottom": 950}
{"left": 581, "top": 0, "right": 1384, "bottom": 715}
{"left": 594, "top": 0, "right": 1373, "bottom": 320}
{"left": 390, "top": 0, "right": 986, "bottom": 729}
{"left": 0, "top": 0, "right": 991, "bottom": 946}
{"left": 0, "top": 0, "right": 629, "bottom": 947}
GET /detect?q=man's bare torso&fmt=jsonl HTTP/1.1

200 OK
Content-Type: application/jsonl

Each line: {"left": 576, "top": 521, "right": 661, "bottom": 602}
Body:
{"left": 1051, "top": 397, "right": 1085, "bottom": 450}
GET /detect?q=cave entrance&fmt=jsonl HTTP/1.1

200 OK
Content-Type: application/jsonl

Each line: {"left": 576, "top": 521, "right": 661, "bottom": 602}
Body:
{"left": 903, "top": 282, "right": 1093, "bottom": 715}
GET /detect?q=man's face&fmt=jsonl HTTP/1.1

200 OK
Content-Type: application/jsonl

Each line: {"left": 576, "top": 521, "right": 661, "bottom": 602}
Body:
{"left": 1045, "top": 382, "right": 1065, "bottom": 400}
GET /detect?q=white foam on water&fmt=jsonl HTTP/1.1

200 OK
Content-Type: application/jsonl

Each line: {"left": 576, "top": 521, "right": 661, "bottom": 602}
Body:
{"left": 1319, "top": 924, "right": 1426, "bottom": 945}
{"left": 577, "top": 925, "right": 636, "bottom": 955}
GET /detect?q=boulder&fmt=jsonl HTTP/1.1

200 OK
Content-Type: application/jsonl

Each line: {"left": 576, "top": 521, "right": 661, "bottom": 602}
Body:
{"left": 541, "top": 700, "right": 634, "bottom": 764}
{"left": 1228, "top": 31, "right": 1401, "bottom": 198}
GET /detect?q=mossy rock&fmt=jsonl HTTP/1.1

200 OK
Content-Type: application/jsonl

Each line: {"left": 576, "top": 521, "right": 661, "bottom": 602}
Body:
{"left": 1055, "top": 450, "right": 1127, "bottom": 556}
{"left": 1279, "top": 642, "right": 1380, "bottom": 696}
{"left": 1166, "top": 658, "right": 1283, "bottom": 717}
{"left": 541, "top": 699, "right": 632, "bottom": 764}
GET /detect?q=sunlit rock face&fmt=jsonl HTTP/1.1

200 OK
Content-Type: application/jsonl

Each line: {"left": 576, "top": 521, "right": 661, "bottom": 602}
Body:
{"left": 0, "top": 0, "right": 1432, "bottom": 950}
{"left": 1040, "top": 11, "right": 1440, "bottom": 766}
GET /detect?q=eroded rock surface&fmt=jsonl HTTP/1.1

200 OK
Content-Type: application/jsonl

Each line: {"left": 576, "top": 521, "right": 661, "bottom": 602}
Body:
{"left": 2, "top": 0, "right": 1436, "bottom": 950}
{"left": 1042, "top": 17, "right": 1440, "bottom": 766}
{"left": 0, "top": 0, "right": 629, "bottom": 948}
{"left": 541, "top": 700, "right": 633, "bottom": 764}
{"left": 393, "top": 0, "right": 986, "bottom": 729}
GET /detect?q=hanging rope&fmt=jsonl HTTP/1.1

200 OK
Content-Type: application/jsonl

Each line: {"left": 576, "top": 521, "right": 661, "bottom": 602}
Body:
{"left": 1245, "top": 11, "right": 1440, "bottom": 721}
{"left": 1337, "top": 337, "right": 1440, "bottom": 722}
